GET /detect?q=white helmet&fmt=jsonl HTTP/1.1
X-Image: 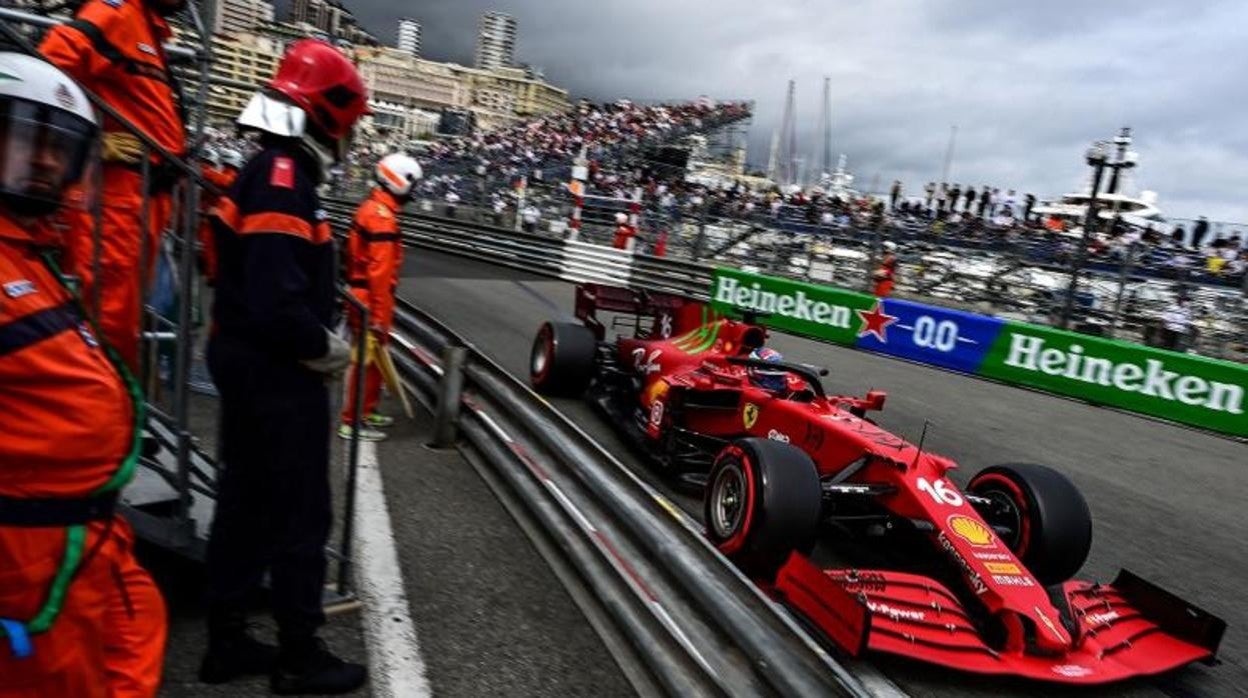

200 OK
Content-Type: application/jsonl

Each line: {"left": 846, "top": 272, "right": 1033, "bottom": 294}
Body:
{"left": 614, "top": 212, "right": 628, "bottom": 225}
{"left": 375, "top": 153, "right": 422, "bottom": 198}
{"left": 0, "top": 52, "right": 99, "bottom": 217}
{"left": 220, "top": 148, "right": 244, "bottom": 170}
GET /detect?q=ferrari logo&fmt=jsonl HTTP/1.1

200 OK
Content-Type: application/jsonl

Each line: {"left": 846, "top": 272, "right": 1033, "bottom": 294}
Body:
{"left": 743, "top": 403, "right": 760, "bottom": 429}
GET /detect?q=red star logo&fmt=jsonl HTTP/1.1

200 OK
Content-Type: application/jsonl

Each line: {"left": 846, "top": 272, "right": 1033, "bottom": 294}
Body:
{"left": 856, "top": 301, "right": 898, "bottom": 343}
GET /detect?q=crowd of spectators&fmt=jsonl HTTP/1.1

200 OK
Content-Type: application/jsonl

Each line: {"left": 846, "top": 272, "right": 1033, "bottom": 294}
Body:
{"left": 195, "top": 108, "right": 1245, "bottom": 286}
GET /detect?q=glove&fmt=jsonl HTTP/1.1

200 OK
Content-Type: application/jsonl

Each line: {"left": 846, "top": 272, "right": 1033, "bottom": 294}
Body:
{"left": 301, "top": 328, "right": 351, "bottom": 376}
{"left": 101, "top": 132, "right": 145, "bottom": 165}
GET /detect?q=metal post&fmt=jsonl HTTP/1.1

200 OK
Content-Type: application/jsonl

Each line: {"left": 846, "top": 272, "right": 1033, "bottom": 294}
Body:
{"left": 173, "top": 0, "right": 213, "bottom": 524}
{"left": 1060, "top": 158, "right": 1107, "bottom": 329}
{"left": 864, "top": 205, "right": 885, "bottom": 293}
{"left": 692, "top": 204, "right": 709, "bottom": 261}
{"left": 514, "top": 176, "right": 527, "bottom": 232}
{"left": 1108, "top": 239, "right": 1139, "bottom": 339}
{"left": 430, "top": 346, "right": 467, "bottom": 449}
{"left": 338, "top": 298, "right": 370, "bottom": 596}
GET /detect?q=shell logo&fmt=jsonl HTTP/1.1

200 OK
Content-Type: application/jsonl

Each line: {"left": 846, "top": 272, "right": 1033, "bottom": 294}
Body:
{"left": 947, "top": 515, "right": 995, "bottom": 547}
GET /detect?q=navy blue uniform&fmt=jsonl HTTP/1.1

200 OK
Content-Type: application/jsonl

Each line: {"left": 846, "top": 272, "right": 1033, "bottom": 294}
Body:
{"left": 205, "top": 142, "right": 336, "bottom": 644}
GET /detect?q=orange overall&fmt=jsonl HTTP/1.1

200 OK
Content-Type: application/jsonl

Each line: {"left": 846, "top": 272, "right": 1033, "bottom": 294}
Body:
{"left": 340, "top": 188, "right": 402, "bottom": 424}
{"left": 197, "top": 164, "right": 237, "bottom": 285}
{"left": 872, "top": 254, "right": 897, "bottom": 297}
{"left": 0, "top": 213, "right": 166, "bottom": 697}
{"left": 42, "top": 0, "right": 186, "bottom": 370}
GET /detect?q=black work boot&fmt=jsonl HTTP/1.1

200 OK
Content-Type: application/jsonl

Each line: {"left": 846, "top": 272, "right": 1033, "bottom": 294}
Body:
{"left": 199, "top": 620, "right": 279, "bottom": 684}
{"left": 270, "top": 636, "right": 367, "bottom": 695}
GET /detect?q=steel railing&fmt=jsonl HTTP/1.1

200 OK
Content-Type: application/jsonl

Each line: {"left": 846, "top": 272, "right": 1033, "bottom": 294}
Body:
{"left": 388, "top": 297, "right": 869, "bottom": 697}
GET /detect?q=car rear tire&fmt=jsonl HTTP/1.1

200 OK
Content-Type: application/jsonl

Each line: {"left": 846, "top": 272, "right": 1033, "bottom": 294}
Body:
{"left": 969, "top": 463, "right": 1092, "bottom": 586}
{"left": 704, "top": 438, "right": 822, "bottom": 581}
{"left": 530, "top": 321, "right": 597, "bottom": 396}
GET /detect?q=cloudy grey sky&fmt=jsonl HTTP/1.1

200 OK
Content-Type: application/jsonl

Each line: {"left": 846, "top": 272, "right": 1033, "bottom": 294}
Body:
{"left": 337, "top": 0, "right": 1248, "bottom": 224}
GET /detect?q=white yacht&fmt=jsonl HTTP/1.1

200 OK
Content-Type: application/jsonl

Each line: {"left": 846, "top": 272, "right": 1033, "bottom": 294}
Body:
{"left": 1032, "top": 128, "right": 1170, "bottom": 232}
{"left": 1031, "top": 190, "right": 1166, "bottom": 230}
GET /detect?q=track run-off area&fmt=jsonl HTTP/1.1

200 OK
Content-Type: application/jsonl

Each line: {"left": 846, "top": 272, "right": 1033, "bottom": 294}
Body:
{"left": 396, "top": 249, "right": 1245, "bottom": 698}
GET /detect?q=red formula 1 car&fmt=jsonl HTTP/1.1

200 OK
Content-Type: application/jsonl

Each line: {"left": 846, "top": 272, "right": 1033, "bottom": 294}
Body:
{"left": 528, "top": 283, "right": 1225, "bottom": 685}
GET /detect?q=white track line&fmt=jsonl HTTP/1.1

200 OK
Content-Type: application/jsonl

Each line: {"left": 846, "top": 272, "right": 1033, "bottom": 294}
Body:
{"left": 353, "top": 440, "right": 433, "bottom": 698}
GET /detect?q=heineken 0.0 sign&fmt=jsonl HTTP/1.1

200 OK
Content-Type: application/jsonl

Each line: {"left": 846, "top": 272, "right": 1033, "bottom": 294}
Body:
{"left": 708, "top": 268, "right": 1248, "bottom": 438}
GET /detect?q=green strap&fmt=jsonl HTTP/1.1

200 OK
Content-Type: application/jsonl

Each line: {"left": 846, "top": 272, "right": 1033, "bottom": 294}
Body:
{"left": 0, "top": 253, "right": 144, "bottom": 641}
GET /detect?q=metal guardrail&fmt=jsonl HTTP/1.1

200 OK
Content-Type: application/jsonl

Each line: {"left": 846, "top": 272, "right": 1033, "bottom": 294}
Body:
{"left": 387, "top": 298, "right": 869, "bottom": 697}
{"left": 324, "top": 198, "right": 715, "bottom": 299}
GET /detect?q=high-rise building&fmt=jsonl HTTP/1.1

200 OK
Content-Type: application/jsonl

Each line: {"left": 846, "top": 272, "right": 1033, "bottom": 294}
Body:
{"left": 200, "top": 32, "right": 283, "bottom": 122}
{"left": 287, "top": 0, "right": 376, "bottom": 45}
{"left": 213, "top": 0, "right": 275, "bottom": 35}
{"left": 397, "top": 18, "right": 421, "bottom": 57}
{"left": 474, "top": 11, "right": 516, "bottom": 70}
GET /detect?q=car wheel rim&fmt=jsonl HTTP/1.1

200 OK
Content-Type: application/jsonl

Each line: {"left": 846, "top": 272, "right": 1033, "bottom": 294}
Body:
{"left": 531, "top": 330, "right": 551, "bottom": 377}
{"left": 984, "top": 490, "right": 1023, "bottom": 550}
{"left": 711, "top": 463, "right": 747, "bottom": 539}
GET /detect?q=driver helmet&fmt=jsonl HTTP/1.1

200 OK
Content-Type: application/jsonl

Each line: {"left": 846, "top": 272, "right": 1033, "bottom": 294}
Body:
{"left": 747, "top": 347, "right": 787, "bottom": 391}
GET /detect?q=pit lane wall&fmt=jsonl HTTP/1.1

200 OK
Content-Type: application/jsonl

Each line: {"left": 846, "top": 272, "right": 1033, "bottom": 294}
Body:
{"left": 709, "top": 268, "right": 1248, "bottom": 438}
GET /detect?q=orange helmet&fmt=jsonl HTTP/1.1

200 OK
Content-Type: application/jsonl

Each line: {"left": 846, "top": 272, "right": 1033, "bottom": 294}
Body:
{"left": 268, "top": 39, "right": 369, "bottom": 140}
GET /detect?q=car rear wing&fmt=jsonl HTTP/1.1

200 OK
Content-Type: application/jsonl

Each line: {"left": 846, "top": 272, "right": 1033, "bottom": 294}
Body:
{"left": 575, "top": 283, "right": 704, "bottom": 341}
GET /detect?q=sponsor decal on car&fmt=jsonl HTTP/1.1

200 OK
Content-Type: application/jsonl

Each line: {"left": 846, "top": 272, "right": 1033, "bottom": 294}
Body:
{"left": 802, "top": 421, "right": 826, "bottom": 450}
{"left": 631, "top": 348, "right": 662, "bottom": 375}
{"left": 1035, "top": 606, "right": 1069, "bottom": 643}
{"left": 867, "top": 601, "right": 925, "bottom": 623}
{"left": 984, "top": 562, "right": 1022, "bottom": 575}
{"left": 1051, "top": 664, "right": 1094, "bottom": 678}
{"left": 743, "top": 402, "right": 759, "bottom": 429}
{"left": 992, "top": 575, "right": 1035, "bottom": 587}
{"left": 837, "top": 571, "right": 887, "bottom": 593}
{"left": 938, "top": 532, "right": 987, "bottom": 595}
{"left": 658, "top": 312, "right": 673, "bottom": 338}
{"left": 1085, "top": 610, "right": 1120, "bottom": 626}
{"left": 973, "top": 552, "right": 1012, "bottom": 561}
{"left": 947, "top": 515, "right": 995, "bottom": 547}
{"left": 767, "top": 429, "right": 790, "bottom": 443}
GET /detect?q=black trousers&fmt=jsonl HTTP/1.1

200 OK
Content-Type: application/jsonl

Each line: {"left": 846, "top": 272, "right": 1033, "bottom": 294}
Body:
{"left": 205, "top": 336, "right": 332, "bottom": 642}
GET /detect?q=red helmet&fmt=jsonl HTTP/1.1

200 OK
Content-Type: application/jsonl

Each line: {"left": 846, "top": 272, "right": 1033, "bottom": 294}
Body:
{"left": 268, "top": 39, "right": 370, "bottom": 140}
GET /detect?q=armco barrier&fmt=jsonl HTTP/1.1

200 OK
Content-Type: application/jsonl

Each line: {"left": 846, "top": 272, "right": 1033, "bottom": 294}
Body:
{"left": 710, "top": 268, "right": 1248, "bottom": 438}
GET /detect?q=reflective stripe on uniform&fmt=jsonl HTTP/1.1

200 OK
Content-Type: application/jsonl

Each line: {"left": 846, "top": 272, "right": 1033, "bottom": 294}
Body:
{"left": 0, "top": 301, "right": 81, "bottom": 357}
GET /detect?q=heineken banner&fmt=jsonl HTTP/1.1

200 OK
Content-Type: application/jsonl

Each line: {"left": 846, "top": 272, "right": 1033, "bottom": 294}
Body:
{"left": 979, "top": 325, "right": 1245, "bottom": 437}
{"left": 710, "top": 268, "right": 1247, "bottom": 438}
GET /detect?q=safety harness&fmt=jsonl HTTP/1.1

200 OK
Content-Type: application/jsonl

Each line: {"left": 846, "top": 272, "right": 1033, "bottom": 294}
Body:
{"left": 0, "top": 252, "right": 144, "bottom": 659}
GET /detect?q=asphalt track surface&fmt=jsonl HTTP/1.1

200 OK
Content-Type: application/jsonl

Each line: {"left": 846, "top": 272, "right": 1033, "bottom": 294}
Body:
{"left": 145, "top": 348, "right": 628, "bottom": 695}
{"left": 400, "top": 249, "right": 1247, "bottom": 698}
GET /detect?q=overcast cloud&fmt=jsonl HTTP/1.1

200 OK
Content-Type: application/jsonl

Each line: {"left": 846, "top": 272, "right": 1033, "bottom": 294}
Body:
{"left": 334, "top": 0, "right": 1248, "bottom": 224}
